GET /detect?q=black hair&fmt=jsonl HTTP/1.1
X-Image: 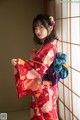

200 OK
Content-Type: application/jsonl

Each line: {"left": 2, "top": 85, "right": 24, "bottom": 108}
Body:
{"left": 32, "top": 14, "right": 58, "bottom": 45}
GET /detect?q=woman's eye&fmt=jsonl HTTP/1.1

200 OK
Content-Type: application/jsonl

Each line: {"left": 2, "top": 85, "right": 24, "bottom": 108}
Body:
{"left": 40, "top": 26, "right": 44, "bottom": 29}
{"left": 35, "top": 27, "right": 37, "bottom": 30}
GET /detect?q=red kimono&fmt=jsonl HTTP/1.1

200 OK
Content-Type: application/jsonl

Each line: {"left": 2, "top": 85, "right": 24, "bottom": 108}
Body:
{"left": 14, "top": 40, "right": 59, "bottom": 120}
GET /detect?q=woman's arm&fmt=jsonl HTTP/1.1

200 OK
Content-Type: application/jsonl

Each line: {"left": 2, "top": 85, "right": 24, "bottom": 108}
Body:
{"left": 13, "top": 43, "right": 57, "bottom": 98}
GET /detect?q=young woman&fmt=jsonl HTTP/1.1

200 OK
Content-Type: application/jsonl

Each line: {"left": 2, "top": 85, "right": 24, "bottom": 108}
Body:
{"left": 11, "top": 14, "right": 59, "bottom": 120}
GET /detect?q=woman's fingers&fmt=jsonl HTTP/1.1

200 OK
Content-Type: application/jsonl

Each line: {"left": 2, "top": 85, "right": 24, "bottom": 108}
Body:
{"left": 11, "top": 59, "right": 17, "bottom": 66}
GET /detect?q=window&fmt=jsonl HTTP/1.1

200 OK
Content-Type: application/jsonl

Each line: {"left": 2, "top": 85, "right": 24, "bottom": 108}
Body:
{"left": 55, "top": 0, "right": 80, "bottom": 120}
{"left": 44, "top": 0, "right": 80, "bottom": 120}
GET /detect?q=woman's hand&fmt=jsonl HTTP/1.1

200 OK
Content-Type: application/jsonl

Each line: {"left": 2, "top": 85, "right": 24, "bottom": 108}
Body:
{"left": 11, "top": 59, "right": 17, "bottom": 66}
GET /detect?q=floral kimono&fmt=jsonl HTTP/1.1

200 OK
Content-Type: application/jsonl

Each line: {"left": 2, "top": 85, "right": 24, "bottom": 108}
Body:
{"left": 14, "top": 40, "right": 59, "bottom": 120}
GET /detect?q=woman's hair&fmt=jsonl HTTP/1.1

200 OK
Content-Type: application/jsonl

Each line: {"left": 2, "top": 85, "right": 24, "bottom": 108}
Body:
{"left": 32, "top": 14, "right": 58, "bottom": 45}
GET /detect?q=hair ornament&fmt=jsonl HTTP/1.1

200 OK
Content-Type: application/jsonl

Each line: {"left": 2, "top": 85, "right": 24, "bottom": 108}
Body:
{"left": 49, "top": 16, "right": 55, "bottom": 26}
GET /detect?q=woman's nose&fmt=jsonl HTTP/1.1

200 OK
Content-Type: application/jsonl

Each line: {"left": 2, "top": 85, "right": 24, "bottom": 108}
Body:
{"left": 36, "top": 28, "right": 40, "bottom": 34}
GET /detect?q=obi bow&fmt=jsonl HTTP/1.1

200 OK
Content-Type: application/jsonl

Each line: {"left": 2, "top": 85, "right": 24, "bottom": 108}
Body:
{"left": 42, "top": 52, "right": 69, "bottom": 86}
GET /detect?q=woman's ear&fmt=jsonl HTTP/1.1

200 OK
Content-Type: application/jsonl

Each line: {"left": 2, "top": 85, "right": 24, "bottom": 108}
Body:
{"left": 49, "top": 26, "right": 53, "bottom": 32}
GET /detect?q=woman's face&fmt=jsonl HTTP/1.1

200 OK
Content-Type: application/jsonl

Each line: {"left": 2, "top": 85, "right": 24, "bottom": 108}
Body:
{"left": 34, "top": 22, "right": 48, "bottom": 40}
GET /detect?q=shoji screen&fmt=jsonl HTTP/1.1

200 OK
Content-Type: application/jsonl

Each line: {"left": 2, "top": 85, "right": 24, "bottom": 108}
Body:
{"left": 55, "top": 0, "right": 80, "bottom": 120}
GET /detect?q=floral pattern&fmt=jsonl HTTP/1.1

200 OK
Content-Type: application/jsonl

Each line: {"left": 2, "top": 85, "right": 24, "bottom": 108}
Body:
{"left": 14, "top": 40, "right": 59, "bottom": 120}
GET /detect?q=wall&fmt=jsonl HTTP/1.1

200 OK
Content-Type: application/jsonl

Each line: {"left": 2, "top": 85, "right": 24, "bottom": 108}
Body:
{"left": 7, "top": 110, "right": 30, "bottom": 120}
{"left": 0, "top": 0, "right": 44, "bottom": 119}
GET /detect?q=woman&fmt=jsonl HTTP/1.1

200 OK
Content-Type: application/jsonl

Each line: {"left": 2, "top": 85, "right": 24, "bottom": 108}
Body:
{"left": 11, "top": 14, "right": 59, "bottom": 120}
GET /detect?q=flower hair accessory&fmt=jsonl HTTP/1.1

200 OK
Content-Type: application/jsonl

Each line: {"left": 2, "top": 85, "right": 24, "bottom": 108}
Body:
{"left": 49, "top": 16, "right": 55, "bottom": 26}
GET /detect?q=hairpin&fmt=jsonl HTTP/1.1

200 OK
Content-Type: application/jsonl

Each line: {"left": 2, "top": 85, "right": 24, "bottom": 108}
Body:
{"left": 49, "top": 16, "right": 55, "bottom": 26}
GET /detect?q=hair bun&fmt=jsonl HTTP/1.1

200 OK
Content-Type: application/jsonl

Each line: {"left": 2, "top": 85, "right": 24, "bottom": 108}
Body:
{"left": 49, "top": 16, "right": 55, "bottom": 26}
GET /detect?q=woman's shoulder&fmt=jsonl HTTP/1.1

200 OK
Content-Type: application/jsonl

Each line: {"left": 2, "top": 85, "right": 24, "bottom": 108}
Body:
{"left": 50, "top": 39, "right": 58, "bottom": 46}
{"left": 38, "top": 39, "right": 58, "bottom": 53}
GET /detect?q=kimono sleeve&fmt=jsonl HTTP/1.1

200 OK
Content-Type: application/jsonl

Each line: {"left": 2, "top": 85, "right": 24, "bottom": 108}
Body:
{"left": 14, "top": 43, "right": 57, "bottom": 98}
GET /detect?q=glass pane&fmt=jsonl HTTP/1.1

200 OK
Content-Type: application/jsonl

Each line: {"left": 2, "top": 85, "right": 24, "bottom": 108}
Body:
{"left": 68, "top": 2, "right": 70, "bottom": 17}
{"left": 64, "top": 77, "right": 69, "bottom": 87}
{"left": 55, "top": 0, "right": 61, "bottom": 19}
{"left": 56, "top": 20, "right": 61, "bottom": 40}
{"left": 59, "top": 100, "right": 64, "bottom": 120}
{"left": 64, "top": 87, "right": 70, "bottom": 108}
{"left": 62, "top": 19, "right": 68, "bottom": 41}
{"left": 58, "top": 82, "right": 64, "bottom": 101}
{"left": 60, "top": 1, "right": 70, "bottom": 17}
{"left": 72, "top": 45, "right": 80, "bottom": 71}
{"left": 79, "top": 2, "right": 80, "bottom": 16}
{"left": 57, "top": 41, "right": 62, "bottom": 52}
{"left": 70, "top": 113, "right": 72, "bottom": 120}
{"left": 68, "top": 19, "right": 70, "bottom": 43}
{"left": 63, "top": 42, "right": 68, "bottom": 54}
{"left": 71, "top": 18, "right": 80, "bottom": 44}
{"left": 63, "top": 43, "right": 70, "bottom": 66}
{"left": 73, "top": 117, "right": 78, "bottom": 120}
{"left": 69, "top": 91, "right": 72, "bottom": 112}
{"left": 72, "top": 69, "right": 80, "bottom": 96}
{"left": 62, "top": 1, "right": 68, "bottom": 18}
{"left": 73, "top": 94, "right": 80, "bottom": 119}
{"left": 65, "top": 108, "right": 71, "bottom": 120}
{"left": 68, "top": 68, "right": 72, "bottom": 89}
{"left": 71, "top": 2, "right": 79, "bottom": 17}
{"left": 62, "top": 19, "right": 70, "bottom": 43}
